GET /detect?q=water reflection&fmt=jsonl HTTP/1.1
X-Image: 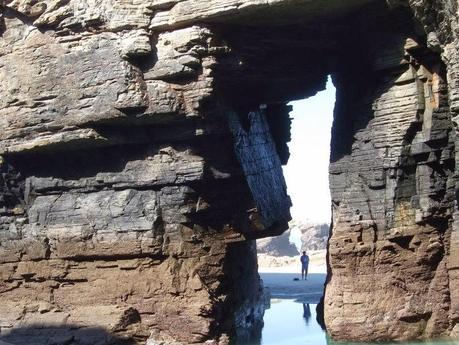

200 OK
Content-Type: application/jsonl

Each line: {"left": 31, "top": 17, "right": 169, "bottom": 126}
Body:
{"left": 303, "top": 303, "right": 311, "bottom": 326}
{"left": 329, "top": 339, "right": 459, "bottom": 345}
{"left": 235, "top": 299, "right": 459, "bottom": 345}
{"left": 256, "top": 300, "right": 325, "bottom": 345}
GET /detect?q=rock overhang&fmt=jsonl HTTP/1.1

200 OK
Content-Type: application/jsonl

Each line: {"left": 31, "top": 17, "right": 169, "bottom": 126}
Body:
{"left": 148, "top": 0, "right": 379, "bottom": 30}
{"left": 0, "top": 0, "right": 420, "bottom": 156}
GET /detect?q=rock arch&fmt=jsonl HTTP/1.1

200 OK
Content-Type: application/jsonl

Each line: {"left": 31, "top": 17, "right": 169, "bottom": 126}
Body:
{"left": 0, "top": 0, "right": 458, "bottom": 344}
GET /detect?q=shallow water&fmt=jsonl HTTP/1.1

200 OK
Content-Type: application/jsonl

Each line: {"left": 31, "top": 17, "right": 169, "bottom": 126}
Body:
{"left": 260, "top": 299, "right": 324, "bottom": 345}
{"left": 255, "top": 299, "right": 459, "bottom": 345}
{"left": 242, "top": 273, "right": 459, "bottom": 345}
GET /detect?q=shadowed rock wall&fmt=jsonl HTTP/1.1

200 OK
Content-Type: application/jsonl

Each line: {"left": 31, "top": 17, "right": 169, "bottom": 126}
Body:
{"left": 0, "top": 0, "right": 458, "bottom": 344}
{"left": 0, "top": 5, "right": 282, "bottom": 344}
{"left": 327, "top": 7, "right": 456, "bottom": 340}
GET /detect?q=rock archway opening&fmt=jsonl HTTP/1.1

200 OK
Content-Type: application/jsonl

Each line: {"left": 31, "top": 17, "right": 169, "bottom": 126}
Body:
{"left": 253, "top": 81, "right": 335, "bottom": 344}
{"left": 218, "top": 2, "right": 455, "bottom": 343}
{"left": 255, "top": 77, "right": 336, "bottom": 288}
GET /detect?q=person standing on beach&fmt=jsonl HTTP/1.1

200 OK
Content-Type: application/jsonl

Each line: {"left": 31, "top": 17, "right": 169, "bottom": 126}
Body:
{"left": 300, "top": 251, "right": 309, "bottom": 280}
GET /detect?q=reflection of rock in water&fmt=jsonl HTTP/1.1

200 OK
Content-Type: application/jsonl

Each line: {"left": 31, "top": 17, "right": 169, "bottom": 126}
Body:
{"left": 231, "top": 280, "right": 271, "bottom": 345}
{"left": 303, "top": 303, "right": 311, "bottom": 325}
{"left": 227, "top": 244, "right": 267, "bottom": 345}
{"left": 316, "top": 298, "right": 327, "bottom": 331}
{"left": 233, "top": 313, "right": 263, "bottom": 345}
{"left": 232, "top": 316, "right": 263, "bottom": 345}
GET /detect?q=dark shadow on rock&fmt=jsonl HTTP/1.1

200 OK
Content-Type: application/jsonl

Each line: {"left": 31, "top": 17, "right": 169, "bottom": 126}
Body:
{"left": 218, "top": 241, "right": 264, "bottom": 345}
{"left": 0, "top": 325, "right": 136, "bottom": 345}
{"left": 316, "top": 298, "right": 326, "bottom": 331}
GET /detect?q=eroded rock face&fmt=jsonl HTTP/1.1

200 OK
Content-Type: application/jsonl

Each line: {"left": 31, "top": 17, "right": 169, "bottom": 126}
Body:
{"left": 325, "top": 1, "right": 459, "bottom": 341}
{"left": 0, "top": 4, "right": 284, "bottom": 344}
{"left": 0, "top": 0, "right": 458, "bottom": 344}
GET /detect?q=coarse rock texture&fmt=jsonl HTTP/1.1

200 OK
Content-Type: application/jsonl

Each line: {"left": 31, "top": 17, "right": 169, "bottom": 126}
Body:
{"left": 325, "top": 1, "right": 458, "bottom": 341}
{"left": 0, "top": 5, "right": 284, "bottom": 344}
{"left": 1, "top": 0, "right": 459, "bottom": 344}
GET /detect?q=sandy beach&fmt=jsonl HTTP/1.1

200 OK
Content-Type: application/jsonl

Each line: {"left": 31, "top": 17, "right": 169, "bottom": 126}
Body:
{"left": 259, "top": 272, "right": 326, "bottom": 304}
{"left": 257, "top": 250, "right": 327, "bottom": 274}
{"left": 257, "top": 250, "right": 328, "bottom": 304}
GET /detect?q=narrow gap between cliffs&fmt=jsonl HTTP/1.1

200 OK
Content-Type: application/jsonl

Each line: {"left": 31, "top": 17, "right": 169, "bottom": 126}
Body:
{"left": 240, "top": 77, "right": 336, "bottom": 345}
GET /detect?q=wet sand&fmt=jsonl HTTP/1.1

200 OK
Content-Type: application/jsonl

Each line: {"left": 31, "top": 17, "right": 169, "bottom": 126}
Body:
{"left": 260, "top": 272, "right": 326, "bottom": 304}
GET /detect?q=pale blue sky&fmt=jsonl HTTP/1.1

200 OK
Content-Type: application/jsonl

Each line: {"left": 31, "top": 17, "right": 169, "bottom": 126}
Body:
{"left": 283, "top": 78, "right": 336, "bottom": 224}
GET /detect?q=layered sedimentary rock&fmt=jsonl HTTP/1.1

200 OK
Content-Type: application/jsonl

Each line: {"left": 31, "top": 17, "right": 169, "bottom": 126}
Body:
{"left": 0, "top": 4, "right": 286, "bottom": 344}
{"left": 324, "top": 1, "right": 459, "bottom": 340}
{"left": 327, "top": 21, "right": 456, "bottom": 344}
{"left": 1, "top": 0, "right": 459, "bottom": 344}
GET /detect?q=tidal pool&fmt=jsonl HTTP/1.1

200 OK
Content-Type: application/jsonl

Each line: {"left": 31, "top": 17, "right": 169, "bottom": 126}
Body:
{"left": 240, "top": 273, "right": 459, "bottom": 345}
{"left": 256, "top": 299, "right": 459, "bottom": 345}
{"left": 260, "top": 299, "right": 324, "bottom": 345}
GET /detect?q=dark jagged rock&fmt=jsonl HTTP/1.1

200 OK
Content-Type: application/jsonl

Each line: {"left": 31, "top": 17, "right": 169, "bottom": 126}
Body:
{"left": 1, "top": 0, "right": 459, "bottom": 344}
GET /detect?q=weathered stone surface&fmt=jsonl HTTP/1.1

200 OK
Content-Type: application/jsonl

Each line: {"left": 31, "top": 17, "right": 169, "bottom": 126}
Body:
{"left": 148, "top": 0, "right": 375, "bottom": 30}
{"left": 325, "top": 5, "right": 457, "bottom": 340}
{"left": 1, "top": 0, "right": 459, "bottom": 344}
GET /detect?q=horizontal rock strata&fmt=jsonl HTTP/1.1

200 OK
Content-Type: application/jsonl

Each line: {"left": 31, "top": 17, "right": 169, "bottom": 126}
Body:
{"left": 0, "top": 0, "right": 459, "bottom": 344}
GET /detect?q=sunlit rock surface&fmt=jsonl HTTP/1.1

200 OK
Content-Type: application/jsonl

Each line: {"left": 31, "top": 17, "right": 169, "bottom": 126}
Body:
{"left": 257, "top": 229, "right": 298, "bottom": 257}
{"left": 0, "top": 0, "right": 459, "bottom": 344}
{"left": 291, "top": 221, "right": 330, "bottom": 251}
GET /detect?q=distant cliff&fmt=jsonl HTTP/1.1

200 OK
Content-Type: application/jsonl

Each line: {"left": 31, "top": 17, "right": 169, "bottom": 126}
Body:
{"left": 295, "top": 221, "right": 330, "bottom": 252}
{"left": 256, "top": 229, "right": 299, "bottom": 257}
{"left": 257, "top": 221, "right": 329, "bottom": 257}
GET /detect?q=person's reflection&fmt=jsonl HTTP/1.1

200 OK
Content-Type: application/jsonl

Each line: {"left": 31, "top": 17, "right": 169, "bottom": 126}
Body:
{"left": 303, "top": 303, "right": 311, "bottom": 325}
